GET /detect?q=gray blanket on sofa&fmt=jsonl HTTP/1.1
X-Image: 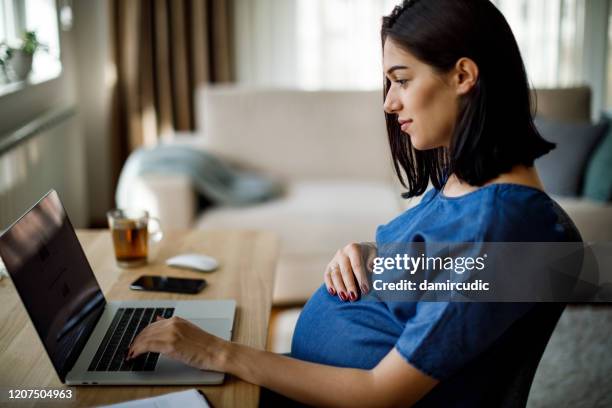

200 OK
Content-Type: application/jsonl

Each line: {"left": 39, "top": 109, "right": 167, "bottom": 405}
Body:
{"left": 116, "top": 144, "right": 282, "bottom": 207}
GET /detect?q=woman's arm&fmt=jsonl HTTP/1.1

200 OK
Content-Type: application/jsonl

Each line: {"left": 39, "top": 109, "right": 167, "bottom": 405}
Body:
{"left": 226, "top": 341, "right": 438, "bottom": 407}
{"left": 127, "top": 317, "right": 438, "bottom": 407}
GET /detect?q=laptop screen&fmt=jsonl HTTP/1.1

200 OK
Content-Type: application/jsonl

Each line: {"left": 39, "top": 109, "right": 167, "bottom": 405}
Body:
{"left": 0, "top": 190, "right": 105, "bottom": 382}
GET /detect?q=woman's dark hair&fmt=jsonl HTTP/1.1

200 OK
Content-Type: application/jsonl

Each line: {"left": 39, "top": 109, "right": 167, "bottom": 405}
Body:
{"left": 382, "top": 0, "right": 554, "bottom": 198}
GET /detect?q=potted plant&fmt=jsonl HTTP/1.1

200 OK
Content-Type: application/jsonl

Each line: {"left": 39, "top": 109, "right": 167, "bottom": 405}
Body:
{"left": 0, "top": 45, "right": 13, "bottom": 82}
{"left": 0, "top": 31, "right": 47, "bottom": 81}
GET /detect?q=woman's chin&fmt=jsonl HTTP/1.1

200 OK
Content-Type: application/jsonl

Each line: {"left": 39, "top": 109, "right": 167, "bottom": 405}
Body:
{"left": 408, "top": 134, "right": 435, "bottom": 150}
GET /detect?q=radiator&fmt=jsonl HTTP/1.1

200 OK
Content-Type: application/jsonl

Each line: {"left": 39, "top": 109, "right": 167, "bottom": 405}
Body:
{"left": 0, "top": 107, "right": 88, "bottom": 230}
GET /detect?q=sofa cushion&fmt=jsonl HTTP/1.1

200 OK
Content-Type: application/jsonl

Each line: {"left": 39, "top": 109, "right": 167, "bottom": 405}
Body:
{"left": 535, "top": 118, "right": 608, "bottom": 197}
{"left": 196, "top": 180, "right": 400, "bottom": 304}
{"left": 196, "top": 86, "right": 394, "bottom": 183}
{"left": 197, "top": 180, "right": 399, "bottom": 251}
{"left": 583, "top": 114, "right": 612, "bottom": 202}
{"left": 531, "top": 87, "right": 591, "bottom": 123}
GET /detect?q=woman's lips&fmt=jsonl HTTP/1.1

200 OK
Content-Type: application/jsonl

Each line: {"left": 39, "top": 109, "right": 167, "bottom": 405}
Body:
{"left": 399, "top": 119, "right": 413, "bottom": 132}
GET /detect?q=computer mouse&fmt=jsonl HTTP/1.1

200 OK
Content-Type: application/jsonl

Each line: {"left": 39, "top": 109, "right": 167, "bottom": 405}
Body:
{"left": 166, "top": 253, "right": 219, "bottom": 272}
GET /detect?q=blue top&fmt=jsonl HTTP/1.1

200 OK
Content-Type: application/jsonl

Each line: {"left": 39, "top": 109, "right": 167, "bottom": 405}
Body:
{"left": 291, "top": 184, "right": 581, "bottom": 407}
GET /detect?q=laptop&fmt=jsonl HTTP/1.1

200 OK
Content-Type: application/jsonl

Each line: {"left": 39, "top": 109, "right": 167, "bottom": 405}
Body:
{"left": 0, "top": 190, "right": 236, "bottom": 385}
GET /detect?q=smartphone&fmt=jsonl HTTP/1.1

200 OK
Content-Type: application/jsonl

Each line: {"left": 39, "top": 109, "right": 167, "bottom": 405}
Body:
{"left": 130, "top": 275, "right": 207, "bottom": 294}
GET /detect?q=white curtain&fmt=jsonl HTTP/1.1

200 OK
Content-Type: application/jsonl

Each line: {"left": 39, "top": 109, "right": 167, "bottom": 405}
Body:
{"left": 233, "top": 0, "right": 396, "bottom": 90}
{"left": 234, "top": 0, "right": 587, "bottom": 90}
{"left": 294, "top": 0, "right": 397, "bottom": 89}
{"left": 493, "top": 0, "right": 586, "bottom": 88}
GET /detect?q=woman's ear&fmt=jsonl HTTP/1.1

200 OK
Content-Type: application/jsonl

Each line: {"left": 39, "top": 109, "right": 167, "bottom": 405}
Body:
{"left": 452, "top": 57, "right": 479, "bottom": 95}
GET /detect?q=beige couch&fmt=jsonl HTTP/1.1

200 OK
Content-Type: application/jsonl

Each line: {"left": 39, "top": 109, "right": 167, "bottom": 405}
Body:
{"left": 118, "top": 85, "right": 612, "bottom": 306}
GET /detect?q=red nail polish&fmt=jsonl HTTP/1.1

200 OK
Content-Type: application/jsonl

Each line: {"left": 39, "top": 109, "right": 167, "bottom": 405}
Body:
{"left": 328, "top": 287, "right": 336, "bottom": 296}
{"left": 339, "top": 292, "right": 347, "bottom": 301}
{"left": 350, "top": 291, "right": 357, "bottom": 301}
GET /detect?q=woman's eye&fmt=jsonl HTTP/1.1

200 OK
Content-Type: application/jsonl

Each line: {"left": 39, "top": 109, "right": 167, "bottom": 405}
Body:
{"left": 395, "top": 79, "right": 409, "bottom": 87}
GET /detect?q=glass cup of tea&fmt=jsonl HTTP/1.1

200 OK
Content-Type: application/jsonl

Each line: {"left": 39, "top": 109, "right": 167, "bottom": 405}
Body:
{"left": 107, "top": 209, "right": 163, "bottom": 268}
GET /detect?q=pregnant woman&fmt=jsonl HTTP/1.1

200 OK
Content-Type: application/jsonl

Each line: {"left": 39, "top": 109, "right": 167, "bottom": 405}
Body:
{"left": 128, "top": 0, "right": 581, "bottom": 406}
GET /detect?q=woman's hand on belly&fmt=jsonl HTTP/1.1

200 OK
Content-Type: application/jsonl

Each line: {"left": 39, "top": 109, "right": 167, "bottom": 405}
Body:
{"left": 324, "top": 242, "right": 377, "bottom": 302}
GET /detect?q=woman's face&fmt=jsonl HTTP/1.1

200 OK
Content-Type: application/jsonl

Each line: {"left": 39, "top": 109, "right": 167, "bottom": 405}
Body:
{"left": 383, "top": 39, "right": 459, "bottom": 150}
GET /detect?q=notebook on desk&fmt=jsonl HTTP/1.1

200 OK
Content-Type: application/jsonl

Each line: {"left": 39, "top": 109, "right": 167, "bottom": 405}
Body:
{"left": 100, "top": 389, "right": 211, "bottom": 408}
{"left": 0, "top": 190, "right": 235, "bottom": 385}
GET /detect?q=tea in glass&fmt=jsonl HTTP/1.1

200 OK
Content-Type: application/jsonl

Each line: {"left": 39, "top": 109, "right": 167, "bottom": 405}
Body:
{"left": 107, "top": 209, "right": 162, "bottom": 267}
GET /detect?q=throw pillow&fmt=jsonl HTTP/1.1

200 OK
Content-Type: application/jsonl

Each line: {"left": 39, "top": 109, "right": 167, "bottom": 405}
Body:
{"left": 534, "top": 117, "right": 609, "bottom": 197}
{"left": 583, "top": 113, "right": 612, "bottom": 202}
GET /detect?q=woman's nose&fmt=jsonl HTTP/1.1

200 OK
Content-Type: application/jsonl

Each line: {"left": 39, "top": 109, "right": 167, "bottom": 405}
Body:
{"left": 383, "top": 90, "right": 401, "bottom": 114}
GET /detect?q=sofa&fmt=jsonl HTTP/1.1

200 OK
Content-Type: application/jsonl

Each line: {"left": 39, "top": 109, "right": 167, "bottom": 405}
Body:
{"left": 119, "top": 85, "right": 612, "bottom": 305}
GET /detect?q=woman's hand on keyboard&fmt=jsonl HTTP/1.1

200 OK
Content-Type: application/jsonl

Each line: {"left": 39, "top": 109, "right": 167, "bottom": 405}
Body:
{"left": 126, "top": 316, "right": 226, "bottom": 371}
{"left": 324, "top": 242, "right": 377, "bottom": 302}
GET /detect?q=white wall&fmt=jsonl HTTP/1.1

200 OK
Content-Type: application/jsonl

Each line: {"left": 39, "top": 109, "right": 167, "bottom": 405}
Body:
{"left": 0, "top": 114, "right": 88, "bottom": 229}
{"left": 72, "top": 0, "right": 114, "bottom": 224}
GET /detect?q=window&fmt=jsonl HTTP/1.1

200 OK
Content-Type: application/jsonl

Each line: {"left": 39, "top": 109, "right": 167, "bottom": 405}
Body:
{"left": 234, "top": 0, "right": 397, "bottom": 90}
{"left": 0, "top": 0, "right": 61, "bottom": 88}
{"left": 295, "top": 0, "right": 398, "bottom": 90}
{"left": 235, "top": 0, "right": 588, "bottom": 91}
{"left": 492, "top": 0, "right": 586, "bottom": 88}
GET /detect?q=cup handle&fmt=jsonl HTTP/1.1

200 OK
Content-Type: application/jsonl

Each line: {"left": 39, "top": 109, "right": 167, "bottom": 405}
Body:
{"left": 0, "top": 258, "right": 6, "bottom": 281}
{"left": 148, "top": 216, "right": 164, "bottom": 244}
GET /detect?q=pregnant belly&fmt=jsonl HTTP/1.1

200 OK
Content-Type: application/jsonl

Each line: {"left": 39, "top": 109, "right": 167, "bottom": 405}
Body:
{"left": 291, "top": 285, "right": 403, "bottom": 369}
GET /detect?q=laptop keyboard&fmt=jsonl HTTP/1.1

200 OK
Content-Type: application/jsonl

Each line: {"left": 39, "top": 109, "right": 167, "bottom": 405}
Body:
{"left": 87, "top": 307, "right": 174, "bottom": 372}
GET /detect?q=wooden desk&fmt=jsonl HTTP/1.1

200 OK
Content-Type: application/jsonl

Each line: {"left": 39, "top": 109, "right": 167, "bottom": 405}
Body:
{"left": 0, "top": 229, "right": 278, "bottom": 407}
